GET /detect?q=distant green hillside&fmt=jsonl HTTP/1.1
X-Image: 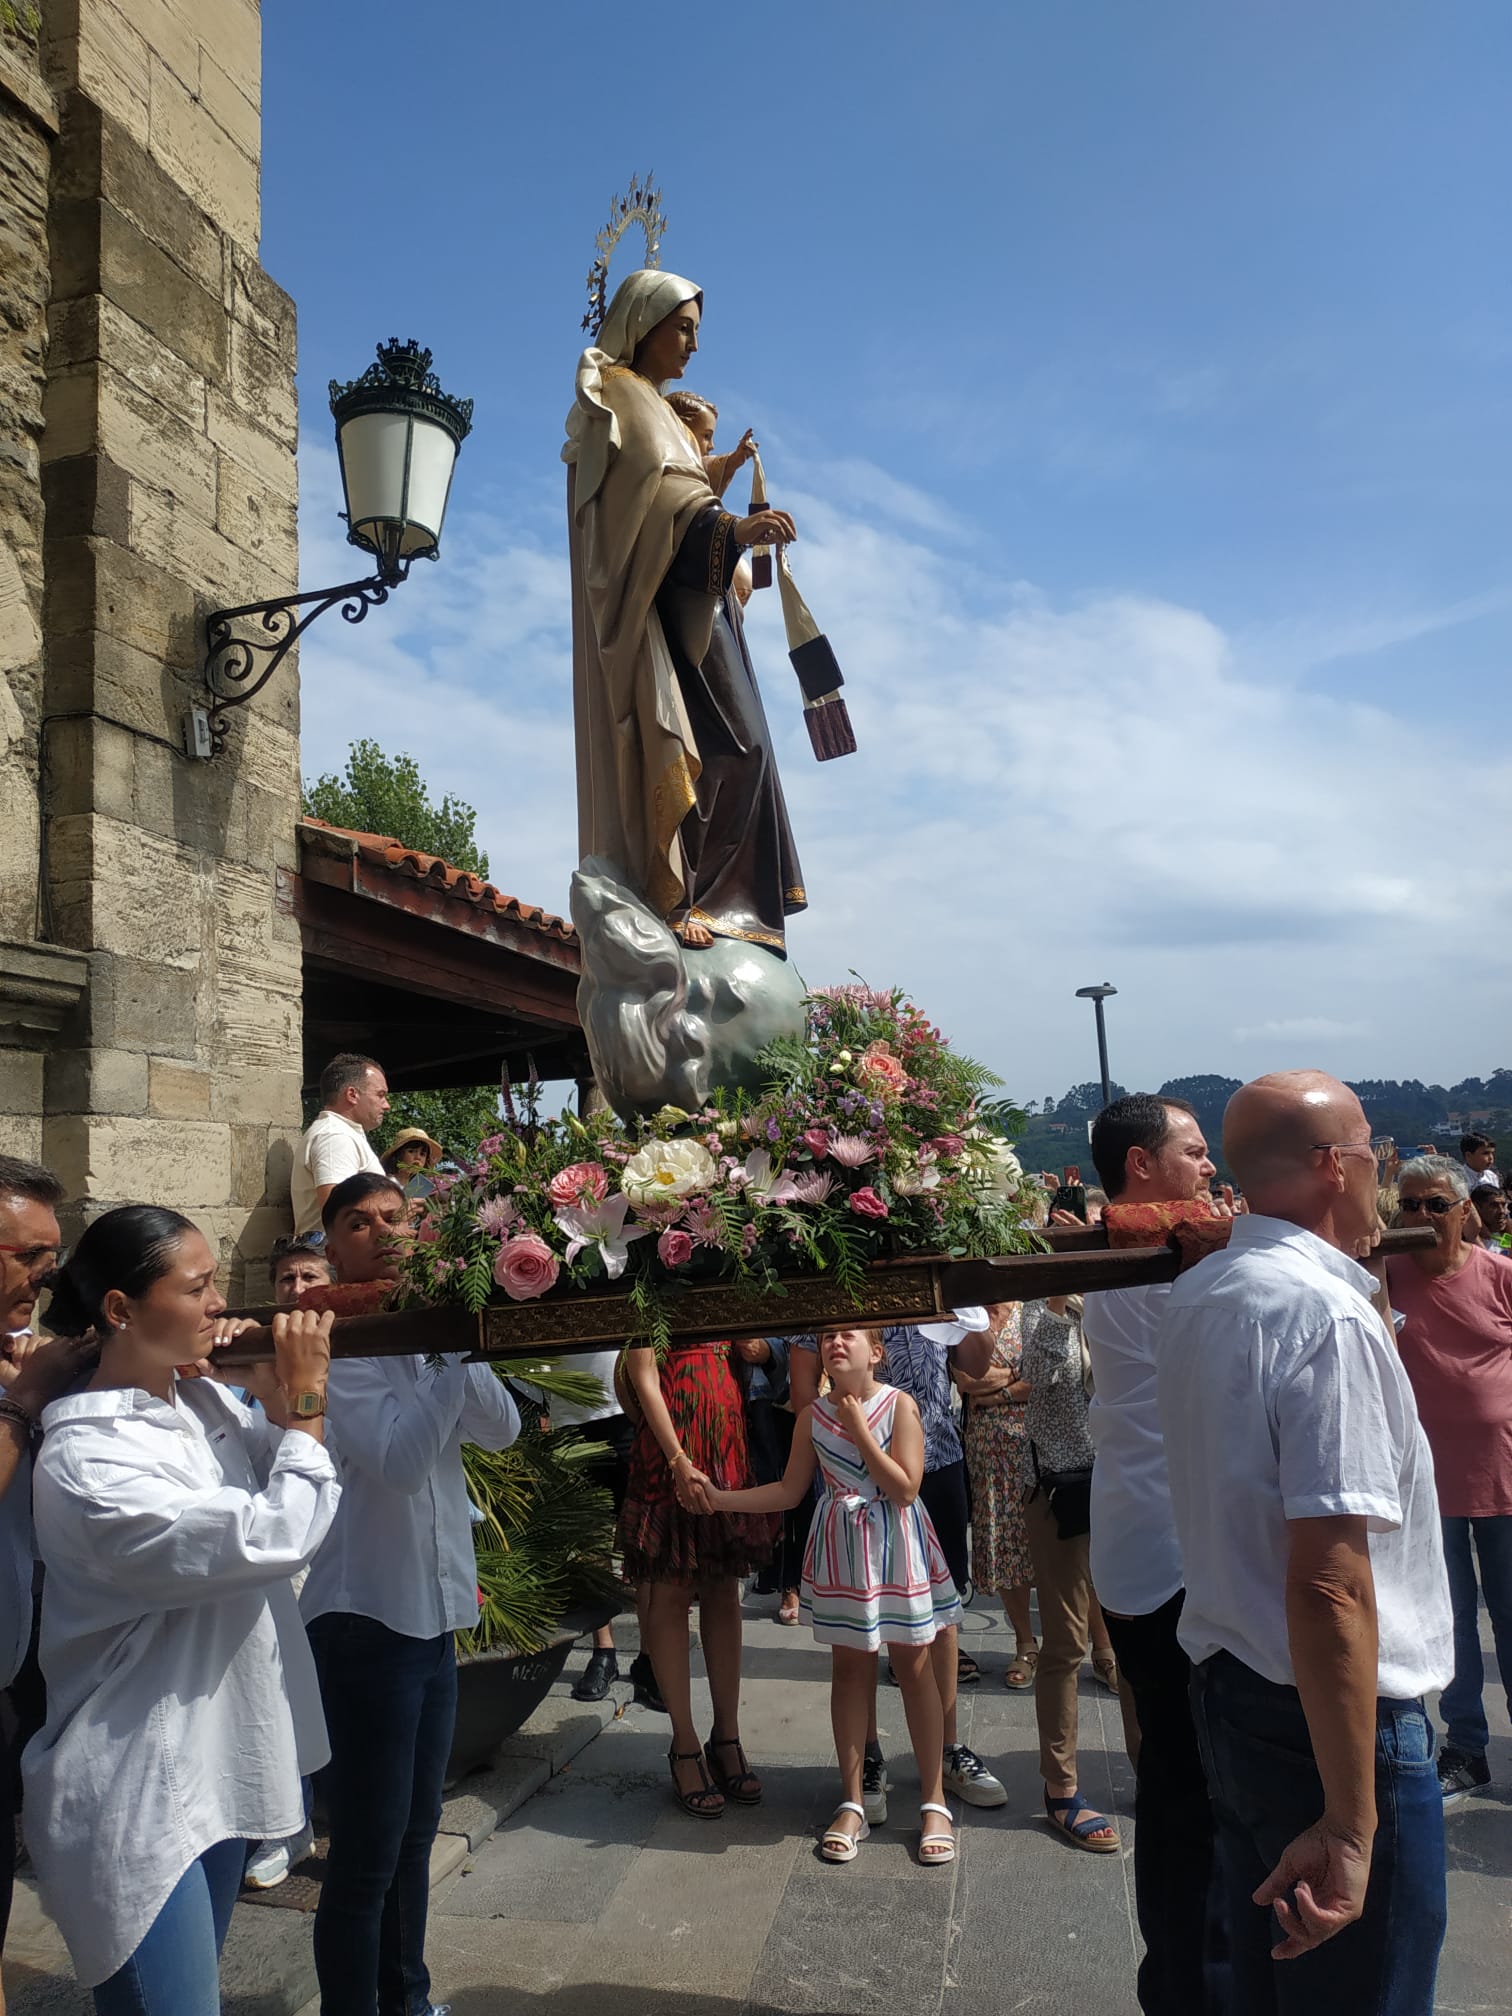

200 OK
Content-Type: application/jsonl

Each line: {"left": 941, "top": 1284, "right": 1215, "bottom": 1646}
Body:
{"left": 1012, "top": 1071, "right": 1512, "bottom": 1186}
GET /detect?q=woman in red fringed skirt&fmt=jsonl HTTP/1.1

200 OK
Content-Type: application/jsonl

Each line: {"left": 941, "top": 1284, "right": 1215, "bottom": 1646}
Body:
{"left": 619, "top": 1339, "right": 779, "bottom": 1818}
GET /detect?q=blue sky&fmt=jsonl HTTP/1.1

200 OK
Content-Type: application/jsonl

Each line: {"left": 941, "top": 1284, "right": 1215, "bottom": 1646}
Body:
{"left": 262, "top": 2, "right": 1511, "bottom": 1099}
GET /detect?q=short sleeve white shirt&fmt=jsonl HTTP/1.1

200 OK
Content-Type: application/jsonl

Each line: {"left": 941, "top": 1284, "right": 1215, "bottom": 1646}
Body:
{"left": 291, "top": 1110, "right": 385, "bottom": 1236}
{"left": 1082, "top": 1283, "right": 1184, "bottom": 1616}
{"left": 1157, "top": 1213, "right": 1452, "bottom": 1700}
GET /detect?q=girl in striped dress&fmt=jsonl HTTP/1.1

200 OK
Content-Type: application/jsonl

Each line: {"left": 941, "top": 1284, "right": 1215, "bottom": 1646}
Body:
{"left": 686, "top": 1327, "right": 962, "bottom": 1866}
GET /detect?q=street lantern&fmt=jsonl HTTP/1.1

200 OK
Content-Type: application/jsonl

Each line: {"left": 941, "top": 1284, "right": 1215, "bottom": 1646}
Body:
{"left": 330, "top": 339, "right": 474, "bottom": 585}
{"left": 1075, "top": 983, "right": 1118, "bottom": 1111}
{"left": 196, "top": 338, "right": 473, "bottom": 758}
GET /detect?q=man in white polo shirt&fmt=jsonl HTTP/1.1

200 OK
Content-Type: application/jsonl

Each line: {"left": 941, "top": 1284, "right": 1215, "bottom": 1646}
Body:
{"left": 291, "top": 1053, "right": 390, "bottom": 1237}
{"left": 1159, "top": 1071, "right": 1451, "bottom": 2016}
{"left": 1083, "top": 1092, "right": 1225, "bottom": 2015}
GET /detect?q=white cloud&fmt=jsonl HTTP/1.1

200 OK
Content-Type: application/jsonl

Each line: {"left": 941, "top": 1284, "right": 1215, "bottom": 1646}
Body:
{"left": 295, "top": 434, "right": 1512, "bottom": 1095}
{"left": 1234, "top": 1017, "right": 1372, "bottom": 1044}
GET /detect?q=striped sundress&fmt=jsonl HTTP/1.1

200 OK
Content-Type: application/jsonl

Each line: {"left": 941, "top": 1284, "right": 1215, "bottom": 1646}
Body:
{"left": 800, "top": 1386, "right": 963, "bottom": 1651}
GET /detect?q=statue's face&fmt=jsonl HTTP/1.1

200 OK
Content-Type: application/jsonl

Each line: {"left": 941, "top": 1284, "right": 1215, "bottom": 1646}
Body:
{"left": 635, "top": 297, "right": 701, "bottom": 382}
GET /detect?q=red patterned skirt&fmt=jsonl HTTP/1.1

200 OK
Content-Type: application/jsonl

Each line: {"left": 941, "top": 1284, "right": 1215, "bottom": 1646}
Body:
{"left": 617, "top": 1341, "right": 780, "bottom": 1584}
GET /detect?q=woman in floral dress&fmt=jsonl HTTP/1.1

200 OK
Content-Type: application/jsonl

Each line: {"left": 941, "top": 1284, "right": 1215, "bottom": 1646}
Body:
{"left": 953, "top": 1303, "right": 1038, "bottom": 1687}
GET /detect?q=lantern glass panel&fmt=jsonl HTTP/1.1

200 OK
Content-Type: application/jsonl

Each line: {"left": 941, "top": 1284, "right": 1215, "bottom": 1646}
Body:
{"left": 339, "top": 411, "right": 460, "bottom": 562}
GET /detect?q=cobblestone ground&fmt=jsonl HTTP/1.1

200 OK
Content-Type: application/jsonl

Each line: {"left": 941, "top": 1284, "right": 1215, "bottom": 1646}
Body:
{"left": 424, "top": 1596, "right": 1512, "bottom": 2016}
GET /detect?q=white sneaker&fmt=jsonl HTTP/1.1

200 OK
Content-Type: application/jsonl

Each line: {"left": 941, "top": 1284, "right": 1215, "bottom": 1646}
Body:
{"left": 943, "top": 1743, "right": 1007, "bottom": 1808}
{"left": 243, "top": 1824, "right": 313, "bottom": 1890}
{"left": 243, "top": 1840, "right": 291, "bottom": 1889}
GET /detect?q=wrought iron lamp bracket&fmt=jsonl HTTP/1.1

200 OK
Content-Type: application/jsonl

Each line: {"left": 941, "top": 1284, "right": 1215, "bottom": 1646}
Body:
{"left": 201, "top": 561, "right": 411, "bottom": 755}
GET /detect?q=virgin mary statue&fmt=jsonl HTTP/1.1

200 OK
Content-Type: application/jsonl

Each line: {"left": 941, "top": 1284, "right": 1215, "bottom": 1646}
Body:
{"left": 563, "top": 268, "right": 805, "bottom": 956}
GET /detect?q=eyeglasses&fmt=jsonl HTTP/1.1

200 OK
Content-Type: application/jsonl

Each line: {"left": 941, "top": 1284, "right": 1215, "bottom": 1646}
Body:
{"left": 0, "top": 1242, "right": 66, "bottom": 1272}
{"left": 1399, "top": 1196, "right": 1460, "bottom": 1217}
{"left": 1310, "top": 1143, "right": 1376, "bottom": 1163}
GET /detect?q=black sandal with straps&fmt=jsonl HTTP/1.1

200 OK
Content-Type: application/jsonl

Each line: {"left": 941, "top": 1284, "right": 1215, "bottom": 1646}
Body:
{"left": 704, "top": 1735, "right": 763, "bottom": 1805}
{"left": 668, "top": 1745, "right": 724, "bottom": 1818}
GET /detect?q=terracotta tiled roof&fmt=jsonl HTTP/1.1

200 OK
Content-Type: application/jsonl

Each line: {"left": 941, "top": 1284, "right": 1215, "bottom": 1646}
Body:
{"left": 298, "top": 819, "right": 576, "bottom": 943}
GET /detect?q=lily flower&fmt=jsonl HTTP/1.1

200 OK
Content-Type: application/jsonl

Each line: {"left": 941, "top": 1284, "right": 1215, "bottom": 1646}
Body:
{"left": 552, "top": 1193, "right": 649, "bottom": 1280}
{"left": 734, "top": 1148, "right": 801, "bottom": 1204}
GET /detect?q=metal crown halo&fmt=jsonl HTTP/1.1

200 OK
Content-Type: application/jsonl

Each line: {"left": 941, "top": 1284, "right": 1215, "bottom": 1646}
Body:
{"left": 582, "top": 173, "right": 667, "bottom": 337}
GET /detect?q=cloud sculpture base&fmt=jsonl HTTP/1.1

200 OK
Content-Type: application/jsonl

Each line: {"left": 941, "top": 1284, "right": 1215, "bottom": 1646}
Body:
{"left": 570, "top": 858, "right": 806, "bottom": 1119}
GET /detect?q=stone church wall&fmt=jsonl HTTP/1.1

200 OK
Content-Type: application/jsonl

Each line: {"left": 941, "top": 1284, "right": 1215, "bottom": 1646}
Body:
{"left": 0, "top": 0, "right": 304, "bottom": 1297}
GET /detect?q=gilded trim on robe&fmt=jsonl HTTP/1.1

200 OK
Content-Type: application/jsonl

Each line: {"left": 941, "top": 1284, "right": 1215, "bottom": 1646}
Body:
{"left": 648, "top": 750, "right": 699, "bottom": 919}
{"left": 785, "top": 886, "right": 807, "bottom": 906}
{"left": 686, "top": 905, "right": 787, "bottom": 952}
{"left": 707, "top": 513, "right": 735, "bottom": 596}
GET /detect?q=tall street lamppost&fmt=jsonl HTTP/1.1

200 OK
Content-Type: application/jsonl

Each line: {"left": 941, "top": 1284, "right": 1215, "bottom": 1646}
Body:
{"left": 1075, "top": 983, "right": 1118, "bottom": 1111}
{"left": 196, "top": 338, "right": 473, "bottom": 757}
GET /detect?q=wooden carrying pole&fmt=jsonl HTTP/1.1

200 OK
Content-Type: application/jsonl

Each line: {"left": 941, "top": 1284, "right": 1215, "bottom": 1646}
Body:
{"left": 214, "top": 1224, "right": 1435, "bottom": 1367}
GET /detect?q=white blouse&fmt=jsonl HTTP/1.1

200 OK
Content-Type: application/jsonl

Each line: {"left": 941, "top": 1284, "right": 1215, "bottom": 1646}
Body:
{"left": 24, "top": 1379, "right": 340, "bottom": 1986}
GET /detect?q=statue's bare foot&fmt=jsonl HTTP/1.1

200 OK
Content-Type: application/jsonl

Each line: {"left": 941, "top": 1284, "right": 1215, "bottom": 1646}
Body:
{"left": 672, "top": 916, "right": 715, "bottom": 949}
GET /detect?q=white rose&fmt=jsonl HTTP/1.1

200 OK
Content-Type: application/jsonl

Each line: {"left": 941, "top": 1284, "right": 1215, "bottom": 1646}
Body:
{"left": 621, "top": 1138, "right": 719, "bottom": 1204}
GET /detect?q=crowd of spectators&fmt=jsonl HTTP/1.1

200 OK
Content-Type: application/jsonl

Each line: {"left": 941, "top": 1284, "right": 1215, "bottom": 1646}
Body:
{"left": 0, "top": 1065, "right": 1503, "bottom": 2016}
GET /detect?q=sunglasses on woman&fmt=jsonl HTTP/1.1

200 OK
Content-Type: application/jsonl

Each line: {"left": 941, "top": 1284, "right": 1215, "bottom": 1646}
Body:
{"left": 1398, "top": 1196, "right": 1459, "bottom": 1217}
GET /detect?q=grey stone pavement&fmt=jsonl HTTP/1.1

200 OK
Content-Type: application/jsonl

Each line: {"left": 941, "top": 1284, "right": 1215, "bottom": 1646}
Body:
{"left": 423, "top": 1596, "right": 1512, "bottom": 2016}
{"left": 6, "top": 1595, "right": 1510, "bottom": 2016}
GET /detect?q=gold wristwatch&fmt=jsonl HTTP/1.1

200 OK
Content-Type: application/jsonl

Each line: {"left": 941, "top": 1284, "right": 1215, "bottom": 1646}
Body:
{"left": 288, "top": 1390, "right": 327, "bottom": 1420}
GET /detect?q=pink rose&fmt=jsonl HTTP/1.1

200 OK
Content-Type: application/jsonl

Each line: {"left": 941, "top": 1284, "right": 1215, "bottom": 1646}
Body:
{"left": 493, "top": 1231, "right": 560, "bottom": 1301}
{"left": 848, "top": 1187, "right": 889, "bottom": 1220}
{"left": 547, "top": 1161, "right": 610, "bottom": 1209}
{"left": 802, "top": 1127, "right": 831, "bottom": 1160}
{"left": 657, "top": 1228, "right": 693, "bottom": 1268}
{"left": 857, "top": 1041, "right": 908, "bottom": 1098}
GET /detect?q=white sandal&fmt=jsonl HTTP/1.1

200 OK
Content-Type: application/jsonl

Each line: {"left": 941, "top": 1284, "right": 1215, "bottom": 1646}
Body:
{"left": 918, "top": 1801, "right": 956, "bottom": 1866}
{"left": 820, "top": 1800, "right": 870, "bottom": 1863}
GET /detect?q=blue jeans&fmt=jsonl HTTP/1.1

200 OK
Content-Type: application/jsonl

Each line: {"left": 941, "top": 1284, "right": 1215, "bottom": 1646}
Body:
{"left": 92, "top": 1838, "right": 245, "bottom": 2016}
{"left": 308, "top": 1614, "right": 457, "bottom": 2016}
{"left": 1439, "top": 1513, "right": 1512, "bottom": 1756}
{"left": 1191, "top": 1651, "right": 1445, "bottom": 2016}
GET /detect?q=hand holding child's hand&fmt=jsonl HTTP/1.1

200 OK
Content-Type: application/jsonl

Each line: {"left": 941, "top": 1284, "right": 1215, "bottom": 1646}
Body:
{"left": 676, "top": 1462, "right": 717, "bottom": 1514}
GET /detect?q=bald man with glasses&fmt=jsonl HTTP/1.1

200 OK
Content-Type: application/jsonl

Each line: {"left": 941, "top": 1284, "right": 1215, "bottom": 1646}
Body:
{"left": 1158, "top": 1076, "right": 1451, "bottom": 2016}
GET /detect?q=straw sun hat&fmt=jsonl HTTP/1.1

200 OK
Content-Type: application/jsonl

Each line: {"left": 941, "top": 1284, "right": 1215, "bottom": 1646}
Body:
{"left": 382, "top": 1126, "right": 443, "bottom": 1170}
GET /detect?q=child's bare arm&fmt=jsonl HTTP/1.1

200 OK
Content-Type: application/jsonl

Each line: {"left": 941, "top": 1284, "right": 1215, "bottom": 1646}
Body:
{"left": 704, "top": 429, "right": 758, "bottom": 499}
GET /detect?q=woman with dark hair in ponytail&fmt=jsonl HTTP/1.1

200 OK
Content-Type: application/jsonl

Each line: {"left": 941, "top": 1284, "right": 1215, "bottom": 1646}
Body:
{"left": 23, "top": 1206, "right": 341, "bottom": 2016}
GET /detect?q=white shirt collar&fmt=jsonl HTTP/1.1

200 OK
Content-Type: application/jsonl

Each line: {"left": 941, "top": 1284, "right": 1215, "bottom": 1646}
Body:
{"left": 1225, "top": 1211, "right": 1376, "bottom": 1298}
{"left": 318, "top": 1107, "right": 368, "bottom": 1138}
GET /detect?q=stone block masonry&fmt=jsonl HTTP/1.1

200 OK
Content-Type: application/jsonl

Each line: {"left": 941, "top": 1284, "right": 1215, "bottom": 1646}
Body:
{"left": 0, "top": 0, "right": 306, "bottom": 1303}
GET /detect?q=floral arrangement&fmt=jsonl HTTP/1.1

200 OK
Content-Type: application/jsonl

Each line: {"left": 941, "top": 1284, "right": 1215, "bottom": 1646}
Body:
{"left": 399, "top": 986, "right": 1030, "bottom": 1337}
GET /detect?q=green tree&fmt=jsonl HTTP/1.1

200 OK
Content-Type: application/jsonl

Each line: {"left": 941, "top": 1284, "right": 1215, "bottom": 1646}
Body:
{"left": 303, "top": 738, "right": 489, "bottom": 879}
{"left": 303, "top": 740, "right": 499, "bottom": 1157}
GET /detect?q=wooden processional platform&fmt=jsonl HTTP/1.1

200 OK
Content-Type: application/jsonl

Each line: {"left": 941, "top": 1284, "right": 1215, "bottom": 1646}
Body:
{"left": 218, "top": 1224, "right": 1432, "bottom": 1366}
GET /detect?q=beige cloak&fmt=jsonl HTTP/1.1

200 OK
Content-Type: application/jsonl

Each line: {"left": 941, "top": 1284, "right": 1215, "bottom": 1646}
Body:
{"left": 563, "top": 270, "right": 723, "bottom": 922}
